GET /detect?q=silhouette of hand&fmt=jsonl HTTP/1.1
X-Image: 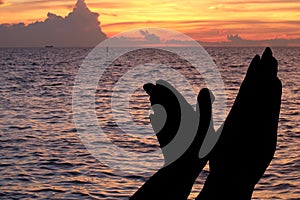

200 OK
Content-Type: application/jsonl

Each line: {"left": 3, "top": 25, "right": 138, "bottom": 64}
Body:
{"left": 130, "top": 80, "right": 214, "bottom": 200}
{"left": 143, "top": 80, "right": 213, "bottom": 170}
{"left": 198, "top": 47, "right": 282, "bottom": 199}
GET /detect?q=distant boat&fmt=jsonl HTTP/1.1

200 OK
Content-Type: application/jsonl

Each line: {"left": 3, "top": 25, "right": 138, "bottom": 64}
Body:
{"left": 45, "top": 45, "right": 54, "bottom": 48}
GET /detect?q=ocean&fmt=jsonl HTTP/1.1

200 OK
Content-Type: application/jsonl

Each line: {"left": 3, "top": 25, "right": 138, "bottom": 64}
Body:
{"left": 0, "top": 47, "right": 299, "bottom": 199}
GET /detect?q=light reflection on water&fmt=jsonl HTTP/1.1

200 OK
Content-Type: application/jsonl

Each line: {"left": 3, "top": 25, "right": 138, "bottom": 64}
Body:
{"left": 0, "top": 47, "right": 299, "bottom": 199}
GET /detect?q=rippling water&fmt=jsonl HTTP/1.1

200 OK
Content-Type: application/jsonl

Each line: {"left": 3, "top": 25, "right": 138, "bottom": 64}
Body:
{"left": 0, "top": 47, "right": 299, "bottom": 199}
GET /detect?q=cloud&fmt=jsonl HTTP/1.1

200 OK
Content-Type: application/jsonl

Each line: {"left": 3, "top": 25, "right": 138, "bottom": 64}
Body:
{"left": 101, "top": 12, "right": 118, "bottom": 17}
{"left": 140, "top": 30, "right": 161, "bottom": 44}
{"left": 199, "top": 34, "right": 300, "bottom": 46}
{"left": 102, "top": 19, "right": 300, "bottom": 42}
{"left": 165, "top": 39, "right": 196, "bottom": 46}
{"left": 103, "top": 29, "right": 162, "bottom": 47}
{"left": 0, "top": 0, "right": 107, "bottom": 47}
{"left": 227, "top": 34, "right": 243, "bottom": 42}
{"left": 102, "top": 29, "right": 199, "bottom": 47}
{"left": 102, "top": 19, "right": 300, "bottom": 29}
{"left": 227, "top": 34, "right": 300, "bottom": 46}
{"left": 216, "top": 0, "right": 299, "bottom": 5}
{"left": 0, "top": 0, "right": 4, "bottom": 5}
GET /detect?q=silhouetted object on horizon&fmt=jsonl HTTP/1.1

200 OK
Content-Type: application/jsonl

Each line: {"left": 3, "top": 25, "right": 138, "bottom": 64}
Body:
{"left": 130, "top": 47, "right": 282, "bottom": 200}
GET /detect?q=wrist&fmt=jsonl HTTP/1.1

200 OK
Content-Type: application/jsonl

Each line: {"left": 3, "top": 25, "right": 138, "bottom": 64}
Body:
{"left": 161, "top": 157, "right": 207, "bottom": 181}
{"left": 198, "top": 173, "right": 256, "bottom": 200}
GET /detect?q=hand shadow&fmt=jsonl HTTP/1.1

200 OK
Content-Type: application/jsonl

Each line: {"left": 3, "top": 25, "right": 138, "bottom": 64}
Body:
{"left": 197, "top": 47, "right": 282, "bottom": 199}
{"left": 130, "top": 80, "right": 214, "bottom": 200}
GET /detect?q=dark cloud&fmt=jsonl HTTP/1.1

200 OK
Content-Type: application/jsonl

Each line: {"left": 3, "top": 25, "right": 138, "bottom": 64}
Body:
{"left": 225, "top": 34, "right": 300, "bottom": 46}
{"left": 165, "top": 39, "right": 196, "bottom": 46}
{"left": 105, "top": 28, "right": 300, "bottom": 47}
{"left": 103, "top": 30, "right": 162, "bottom": 47}
{"left": 140, "top": 30, "right": 161, "bottom": 44}
{"left": 0, "top": 0, "right": 107, "bottom": 47}
{"left": 0, "top": 0, "right": 4, "bottom": 5}
{"left": 103, "top": 29, "right": 200, "bottom": 47}
{"left": 227, "top": 34, "right": 243, "bottom": 42}
{"left": 102, "top": 19, "right": 300, "bottom": 46}
{"left": 199, "top": 34, "right": 300, "bottom": 47}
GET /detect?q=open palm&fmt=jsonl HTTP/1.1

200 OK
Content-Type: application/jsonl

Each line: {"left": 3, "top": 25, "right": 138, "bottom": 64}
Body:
{"left": 198, "top": 47, "right": 282, "bottom": 199}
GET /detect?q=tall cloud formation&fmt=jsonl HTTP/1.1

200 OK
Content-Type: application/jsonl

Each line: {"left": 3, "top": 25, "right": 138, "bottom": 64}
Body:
{"left": 0, "top": 0, "right": 107, "bottom": 47}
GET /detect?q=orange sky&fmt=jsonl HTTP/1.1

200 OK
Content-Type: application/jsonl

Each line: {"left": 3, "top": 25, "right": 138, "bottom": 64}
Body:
{"left": 0, "top": 0, "right": 299, "bottom": 42}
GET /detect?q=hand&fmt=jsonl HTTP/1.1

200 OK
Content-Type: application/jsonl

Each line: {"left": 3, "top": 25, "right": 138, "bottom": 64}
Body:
{"left": 144, "top": 80, "right": 214, "bottom": 169}
{"left": 130, "top": 80, "right": 214, "bottom": 200}
{"left": 198, "top": 47, "right": 282, "bottom": 199}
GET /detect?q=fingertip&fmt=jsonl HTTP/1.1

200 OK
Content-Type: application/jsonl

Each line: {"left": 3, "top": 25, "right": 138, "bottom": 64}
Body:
{"left": 262, "top": 47, "right": 273, "bottom": 58}
{"left": 143, "top": 83, "right": 156, "bottom": 95}
{"left": 250, "top": 54, "right": 261, "bottom": 67}
{"left": 261, "top": 48, "right": 278, "bottom": 78}
{"left": 196, "top": 88, "right": 213, "bottom": 136}
{"left": 198, "top": 88, "right": 214, "bottom": 104}
{"left": 198, "top": 88, "right": 209, "bottom": 97}
{"left": 254, "top": 54, "right": 261, "bottom": 61}
{"left": 246, "top": 54, "right": 260, "bottom": 76}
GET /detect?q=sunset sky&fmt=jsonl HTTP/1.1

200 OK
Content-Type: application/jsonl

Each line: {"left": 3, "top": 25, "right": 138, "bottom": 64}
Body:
{"left": 0, "top": 0, "right": 299, "bottom": 42}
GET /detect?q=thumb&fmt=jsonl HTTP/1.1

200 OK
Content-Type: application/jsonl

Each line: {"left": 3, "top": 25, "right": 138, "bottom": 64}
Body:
{"left": 195, "top": 88, "right": 214, "bottom": 144}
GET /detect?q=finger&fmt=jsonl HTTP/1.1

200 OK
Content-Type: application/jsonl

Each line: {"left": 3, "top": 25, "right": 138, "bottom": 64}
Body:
{"left": 143, "top": 81, "right": 180, "bottom": 110}
{"left": 143, "top": 81, "right": 180, "bottom": 126}
{"left": 260, "top": 47, "right": 278, "bottom": 78}
{"left": 197, "top": 88, "right": 213, "bottom": 131}
{"left": 144, "top": 81, "right": 182, "bottom": 148}
{"left": 193, "top": 88, "right": 214, "bottom": 153}
{"left": 144, "top": 80, "right": 191, "bottom": 110}
{"left": 143, "top": 83, "right": 162, "bottom": 106}
{"left": 156, "top": 80, "right": 192, "bottom": 111}
{"left": 143, "top": 83, "right": 156, "bottom": 96}
{"left": 244, "top": 54, "right": 260, "bottom": 82}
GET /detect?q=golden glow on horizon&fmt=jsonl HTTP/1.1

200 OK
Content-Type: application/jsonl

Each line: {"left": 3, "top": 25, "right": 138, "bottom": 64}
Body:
{"left": 0, "top": 0, "right": 299, "bottom": 41}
